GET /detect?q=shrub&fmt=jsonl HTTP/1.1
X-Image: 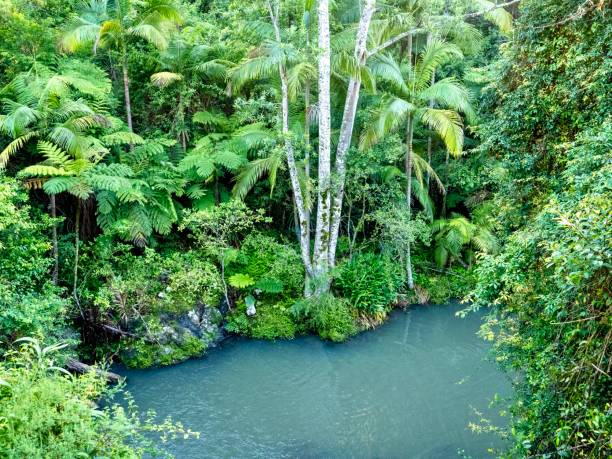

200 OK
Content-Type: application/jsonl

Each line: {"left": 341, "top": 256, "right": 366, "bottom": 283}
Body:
{"left": 292, "top": 294, "right": 357, "bottom": 343}
{"left": 414, "top": 267, "right": 476, "bottom": 304}
{"left": 226, "top": 299, "right": 297, "bottom": 340}
{"left": 0, "top": 339, "right": 197, "bottom": 457}
{"left": 83, "top": 243, "right": 223, "bottom": 320}
{"left": 250, "top": 302, "right": 297, "bottom": 340}
{"left": 335, "top": 252, "right": 404, "bottom": 315}
{"left": 0, "top": 177, "right": 69, "bottom": 345}
{"left": 229, "top": 233, "right": 304, "bottom": 299}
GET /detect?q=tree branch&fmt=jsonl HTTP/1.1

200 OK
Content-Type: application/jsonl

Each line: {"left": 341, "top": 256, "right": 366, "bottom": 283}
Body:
{"left": 366, "top": 28, "right": 422, "bottom": 58}
{"left": 367, "top": 0, "right": 523, "bottom": 58}
{"left": 464, "top": 0, "right": 521, "bottom": 19}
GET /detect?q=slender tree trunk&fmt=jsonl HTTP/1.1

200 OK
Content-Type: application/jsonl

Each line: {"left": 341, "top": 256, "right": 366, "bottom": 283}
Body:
{"left": 220, "top": 257, "right": 231, "bottom": 311}
{"left": 122, "top": 59, "right": 133, "bottom": 132}
{"left": 442, "top": 150, "right": 449, "bottom": 217}
{"left": 426, "top": 33, "right": 435, "bottom": 188}
{"left": 327, "top": 0, "right": 376, "bottom": 268}
{"left": 178, "top": 88, "right": 187, "bottom": 152}
{"left": 49, "top": 194, "right": 59, "bottom": 285}
{"left": 267, "top": 1, "right": 313, "bottom": 285}
{"left": 405, "top": 32, "right": 415, "bottom": 290}
{"left": 405, "top": 115, "right": 415, "bottom": 290}
{"left": 304, "top": 80, "right": 311, "bottom": 247}
{"left": 73, "top": 201, "right": 81, "bottom": 300}
{"left": 214, "top": 176, "right": 220, "bottom": 205}
{"left": 312, "top": 0, "right": 332, "bottom": 293}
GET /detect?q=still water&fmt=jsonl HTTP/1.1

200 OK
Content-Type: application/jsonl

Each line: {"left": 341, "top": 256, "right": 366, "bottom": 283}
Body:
{"left": 120, "top": 304, "right": 511, "bottom": 458}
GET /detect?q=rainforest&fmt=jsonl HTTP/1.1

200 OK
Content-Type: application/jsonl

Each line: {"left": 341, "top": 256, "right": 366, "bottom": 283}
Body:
{"left": 0, "top": 0, "right": 610, "bottom": 457}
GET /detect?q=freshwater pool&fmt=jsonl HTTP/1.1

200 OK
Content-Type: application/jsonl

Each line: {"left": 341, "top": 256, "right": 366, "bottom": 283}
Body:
{"left": 119, "top": 304, "right": 511, "bottom": 458}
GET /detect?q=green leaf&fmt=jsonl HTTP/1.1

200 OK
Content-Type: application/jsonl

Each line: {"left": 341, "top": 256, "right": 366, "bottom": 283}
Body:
{"left": 228, "top": 273, "right": 255, "bottom": 289}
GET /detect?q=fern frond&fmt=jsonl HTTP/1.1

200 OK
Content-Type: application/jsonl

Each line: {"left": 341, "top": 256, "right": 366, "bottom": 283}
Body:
{"left": 102, "top": 131, "right": 145, "bottom": 146}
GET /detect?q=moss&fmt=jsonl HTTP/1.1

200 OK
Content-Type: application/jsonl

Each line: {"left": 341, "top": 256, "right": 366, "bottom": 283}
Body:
{"left": 121, "top": 335, "right": 207, "bottom": 369}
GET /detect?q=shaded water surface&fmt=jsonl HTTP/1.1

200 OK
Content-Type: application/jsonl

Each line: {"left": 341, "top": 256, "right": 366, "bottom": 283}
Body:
{"left": 120, "top": 304, "right": 511, "bottom": 458}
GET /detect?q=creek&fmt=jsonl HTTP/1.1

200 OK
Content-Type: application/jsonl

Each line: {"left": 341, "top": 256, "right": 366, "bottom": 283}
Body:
{"left": 119, "top": 304, "right": 511, "bottom": 458}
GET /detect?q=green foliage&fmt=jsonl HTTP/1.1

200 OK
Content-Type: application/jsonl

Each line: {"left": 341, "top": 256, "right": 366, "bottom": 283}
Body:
{"left": 292, "top": 294, "right": 357, "bottom": 343}
{"left": 0, "top": 177, "right": 69, "bottom": 344}
{"left": 228, "top": 273, "right": 255, "bottom": 289}
{"left": 229, "top": 233, "right": 304, "bottom": 299}
{"left": 469, "top": 1, "right": 612, "bottom": 455}
{"left": 430, "top": 211, "right": 498, "bottom": 268}
{"left": 335, "top": 253, "right": 403, "bottom": 315}
{"left": 414, "top": 266, "right": 476, "bottom": 304}
{"left": 250, "top": 302, "right": 297, "bottom": 340}
{"left": 84, "top": 242, "right": 223, "bottom": 318}
{"left": 122, "top": 335, "right": 206, "bottom": 369}
{"left": 226, "top": 299, "right": 297, "bottom": 340}
{"left": 0, "top": 339, "right": 197, "bottom": 457}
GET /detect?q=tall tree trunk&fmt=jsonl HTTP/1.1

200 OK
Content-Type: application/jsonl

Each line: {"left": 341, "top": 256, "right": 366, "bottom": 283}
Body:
{"left": 312, "top": 0, "right": 332, "bottom": 293}
{"left": 214, "top": 175, "right": 220, "bottom": 205}
{"left": 267, "top": 1, "right": 313, "bottom": 285}
{"left": 304, "top": 80, "right": 311, "bottom": 247}
{"left": 405, "top": 115, "right": 415, "bottom": 290}
{"left": 426, "top": 33, "right": 435, "bottom": 188}
{"left": 49, "top": 194, "right": 59, "bottom": 285}
{"left": 327, "top": 0, "right": 376, "bottom": 268}
{"left": 122, "top": 59, "right": 133, "bottom": 132}
{"left": 73, "top": 201, "right": 81, "bottom": 300}
{"left": 442, "top": 150, "right": 449, "bottom": 217}
{"left": 405, "top": 32, "right": 415, "bottom": 290}
{"left": 178, "top": 88, "right": 187, "bottom": 152}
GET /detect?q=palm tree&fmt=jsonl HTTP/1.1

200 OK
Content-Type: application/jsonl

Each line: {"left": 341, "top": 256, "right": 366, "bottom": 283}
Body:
{"left": 0, "top": 61, "right": 112, "bottom": 284}
{"left": 150, "top": 34, "right": 233, "bottom": 150}
{"left": 430, "top": 210, "right": 498, "bottom": 268}
{"left": 62, "top": 0, "right": 182, "bottom": 131}
{"left": 361, "top": 38, "right": 474, "bottom": 289}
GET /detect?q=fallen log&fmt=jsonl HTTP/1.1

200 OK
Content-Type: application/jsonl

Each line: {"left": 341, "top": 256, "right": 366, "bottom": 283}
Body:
{"left": 101, "top": 323, "right": 137, "bottom": 338}
{"left": 66, "top": 358, "right": 124, "bottom": 384}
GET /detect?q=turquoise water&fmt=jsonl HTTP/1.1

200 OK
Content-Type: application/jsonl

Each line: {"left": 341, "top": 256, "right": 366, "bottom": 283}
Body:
{"left": 120, "top": 304, "right": 511, "bottom": 458}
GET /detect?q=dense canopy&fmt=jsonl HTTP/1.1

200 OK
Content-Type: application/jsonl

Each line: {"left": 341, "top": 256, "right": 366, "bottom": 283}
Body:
{"left": 0, "top": 0, "right": 609, "bottom": 457}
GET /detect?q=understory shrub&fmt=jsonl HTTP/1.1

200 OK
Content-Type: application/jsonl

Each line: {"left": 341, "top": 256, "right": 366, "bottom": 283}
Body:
{"left": 0, "top": 177, "right": 70, "bottom": 345}
{"left": 414, "top": 267, "right": 476, "bottom": 304}
{"left": 292, "top": 294, "right": 357, "bottom": 343}
{"left": 335, "top": 252, "right": 404, "bottom": 315}
{"left": 226, "top": 299, "right": 297, "bottom": 340}
{"left": 228, "top": 233, "right": 304, "bottom": 299}
{"left": 86, "top": 244, "right": 223, "bottom": 319}
{"left": 80, "top": 240, "right": 223, "bottom": 366}
{"left": 0, "top": 340, "right": 197, "bottom": 457}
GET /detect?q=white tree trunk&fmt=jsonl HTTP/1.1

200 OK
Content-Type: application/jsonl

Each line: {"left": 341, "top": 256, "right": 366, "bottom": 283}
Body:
{"left": 405, "top": 34, "right": 415, "bottom": 290}
{"left": 312, "top": 0, "right": 332, "bottom": 289}
{"left": 267, "top": 1, "right": 313, "bottom": 280}
{"left": 405, "top": 115, "right": 415, "bottom": 290}
{"left": 328, "top": 0, "right": 376, "bottom": 268}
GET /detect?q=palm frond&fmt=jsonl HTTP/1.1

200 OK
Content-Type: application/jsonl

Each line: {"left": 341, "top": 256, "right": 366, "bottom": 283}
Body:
{"left": 418, "top": 108, "right": 464, "bottom": 157}
{"left": 150, "top": 71, "right": 183, "bottom": 87}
